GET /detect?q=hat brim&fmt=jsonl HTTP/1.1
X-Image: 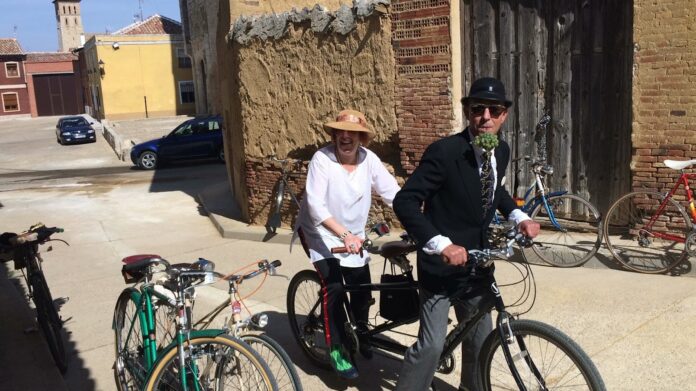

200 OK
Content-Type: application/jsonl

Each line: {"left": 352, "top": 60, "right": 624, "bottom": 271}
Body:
{"left": 323, "top": 121, "right": 374, "bottom": 135}
{"left": 462, "top": 95, "right": 512, "bottom": 107}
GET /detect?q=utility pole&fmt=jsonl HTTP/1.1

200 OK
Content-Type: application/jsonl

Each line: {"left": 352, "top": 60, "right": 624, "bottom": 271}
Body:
{"left": 138, "top": 0, "right": 144, "bottom": 21}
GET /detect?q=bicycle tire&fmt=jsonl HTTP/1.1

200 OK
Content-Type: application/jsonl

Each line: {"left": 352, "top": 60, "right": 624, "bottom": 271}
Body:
{"left": 478, "top": 319, "right": 605, "bottom": 391}
{"left": 286, "top": 270, "right": 332, "bottom": 370}
{"left": 30, "top": 272, "right": 68, "bottom": 373}
{"left": 144, "top": 335, "right": 278, "bottom": 391}
{"left": 242, "top": 333, "right": 303, "bottom": 391}
{"left": 113, "top": 288, "right": 147, "bottom": 391}
{"left": 603, "top": 190, "right": 691, "bottom": 273}
{"left": 524, "top": 193, "right": 602, "bottom": 267}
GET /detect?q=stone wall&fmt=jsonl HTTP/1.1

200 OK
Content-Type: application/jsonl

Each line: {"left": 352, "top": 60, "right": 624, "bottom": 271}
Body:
{"left": 222, "top": 3, "right": 401, "bottom": 228}
{"left": 632, "top": 0, "right": 696, "bottom": 194}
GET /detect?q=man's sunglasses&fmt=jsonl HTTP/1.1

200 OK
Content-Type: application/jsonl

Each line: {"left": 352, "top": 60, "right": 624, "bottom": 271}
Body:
{"left": 469, "top": 104, "right": 507, "bottom": 117}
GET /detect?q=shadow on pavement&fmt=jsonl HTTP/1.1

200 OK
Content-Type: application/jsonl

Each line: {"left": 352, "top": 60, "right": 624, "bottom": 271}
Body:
{"left": 0, "top": 263, "right": 96, "bottom": 390}
{"left": 261, "top": 311, "right": 458, "bottom": 391}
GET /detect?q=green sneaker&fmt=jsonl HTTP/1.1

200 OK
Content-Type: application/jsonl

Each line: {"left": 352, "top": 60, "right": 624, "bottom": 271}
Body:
{"left": 329, "top": 345, "right": 358, "bottom": 379}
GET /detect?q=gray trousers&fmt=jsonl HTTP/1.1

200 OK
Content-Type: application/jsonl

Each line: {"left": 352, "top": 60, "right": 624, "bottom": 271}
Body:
{"left": 395, "top": 288, "right": 492, "bottom": 391}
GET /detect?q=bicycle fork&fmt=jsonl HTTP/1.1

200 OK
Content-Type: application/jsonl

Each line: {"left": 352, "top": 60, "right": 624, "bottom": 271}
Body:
{"left": 493, "top": 282, "right": 547, "bottom": 391}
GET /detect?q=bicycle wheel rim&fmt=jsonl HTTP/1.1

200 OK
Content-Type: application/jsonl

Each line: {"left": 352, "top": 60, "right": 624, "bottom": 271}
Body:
{"left": 286, "top": 270, "right": 331, "bottom": 369}
{"left": 242, "top": 333, "right": 303, "bottom": 391}
{"left": 479, "top": 319, "right": 605, "bottom": 391}
{"left": 526, "top": 194, "right": 602, "bottom": 267}
{"left": 604, "top": 191, "right": 690, "bottom": 273}
{"left": 114, "top": 288, "right": 147, "bottom": 390}
{"left": 30, "top": 274, "right": 68, "bottom": 373}
{"left": 145, "top": 335, "right": 277, "bottom": 391}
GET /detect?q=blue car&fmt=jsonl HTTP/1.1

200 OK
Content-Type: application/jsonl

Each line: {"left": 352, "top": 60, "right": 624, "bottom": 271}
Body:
{"left": 55, "top": 116, "right": 97, "bottom": 144}
{"left": 130, "top": 115, "right": 224, "bottom": 170}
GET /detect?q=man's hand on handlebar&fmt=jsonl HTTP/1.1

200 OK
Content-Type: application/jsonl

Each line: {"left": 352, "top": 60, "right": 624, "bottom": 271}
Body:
{"left": 518, "top": 219, "right": 540, "bottom": 238}
{"left": 442, "top": 244, "right": 468, "bottom": 266}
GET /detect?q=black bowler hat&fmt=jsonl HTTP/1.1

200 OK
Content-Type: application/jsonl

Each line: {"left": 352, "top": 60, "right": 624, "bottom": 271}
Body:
{"left": 461, "top": 77, "right": 512, "bottom": 107}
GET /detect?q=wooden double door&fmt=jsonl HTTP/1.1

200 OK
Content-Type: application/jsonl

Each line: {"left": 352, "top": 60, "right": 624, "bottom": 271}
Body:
{"left": 460, "top": 0, "right": 633, "bottom": 213}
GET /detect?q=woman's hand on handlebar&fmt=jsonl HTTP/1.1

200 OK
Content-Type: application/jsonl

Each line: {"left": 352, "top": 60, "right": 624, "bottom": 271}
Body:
{"left": 343, "top": 232, "right": 363, "bottom": 255}
{"left": 442, "top": 244, "right": 468, "bottom": 266}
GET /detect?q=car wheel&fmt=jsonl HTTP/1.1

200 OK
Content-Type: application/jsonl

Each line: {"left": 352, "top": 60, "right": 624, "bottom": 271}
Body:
{"left": 57, "top": 137, "right": 62, "bottom": 145}
{"left": 218, "top": 147, "right": 225, "bottom": 162}
{"left": 138, "top": 151, "right": 158, "bottom": 170}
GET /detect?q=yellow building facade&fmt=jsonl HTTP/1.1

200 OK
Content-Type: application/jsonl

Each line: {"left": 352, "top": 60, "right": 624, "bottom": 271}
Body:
{"left": 82, "top": 16, "right": 195, "bottom": 120}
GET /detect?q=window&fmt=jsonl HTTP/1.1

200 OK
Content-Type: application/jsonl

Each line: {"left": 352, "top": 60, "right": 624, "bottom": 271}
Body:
{"left": 2, "top": 92, "right": 20, "bottom": 112}
{"left": 177, "top": 48, "right": 191, "bottom": 68}
{"left": 5, "top": 62, "right": 19, "bottom": 78}
{"left": 179, "top": 81, "right": 195, "bottom": 104}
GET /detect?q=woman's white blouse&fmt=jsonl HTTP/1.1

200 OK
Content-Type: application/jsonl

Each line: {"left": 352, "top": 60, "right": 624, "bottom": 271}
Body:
{"left": 295, "top": 145, "right": 400, "bottom": 267}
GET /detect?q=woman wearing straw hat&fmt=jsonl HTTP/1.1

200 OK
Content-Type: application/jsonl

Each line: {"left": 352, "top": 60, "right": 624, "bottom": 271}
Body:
{"left": 294, "top": 109, "right": 400, "bottom": 379}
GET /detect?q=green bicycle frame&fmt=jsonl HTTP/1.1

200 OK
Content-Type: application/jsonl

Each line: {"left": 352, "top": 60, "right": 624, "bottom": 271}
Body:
{"left": 119, "top": 284, "right": 227, "bottom": 390}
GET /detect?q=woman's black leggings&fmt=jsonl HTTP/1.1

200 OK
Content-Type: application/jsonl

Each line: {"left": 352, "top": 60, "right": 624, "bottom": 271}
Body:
{"left": 313, "top": 258, "right": 372, "bottom": 347}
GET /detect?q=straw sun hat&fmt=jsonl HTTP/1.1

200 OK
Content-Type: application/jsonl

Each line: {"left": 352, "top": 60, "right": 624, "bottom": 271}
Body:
{"left": 323, "top": 109, "right": 374, "bottom": 139}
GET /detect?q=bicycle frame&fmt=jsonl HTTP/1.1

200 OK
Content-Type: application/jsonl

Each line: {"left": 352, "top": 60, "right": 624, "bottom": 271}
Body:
{"left": 643, "top": 172, "right": 696, "bottom": 243}
{"left": 119, "top": 280, "right": 226, "bottom": 390}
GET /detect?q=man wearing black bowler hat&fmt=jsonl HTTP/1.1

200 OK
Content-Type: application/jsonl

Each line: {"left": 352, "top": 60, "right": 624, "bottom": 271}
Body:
{"left": 393, "top": 77, "right": 540, "bottom": 390}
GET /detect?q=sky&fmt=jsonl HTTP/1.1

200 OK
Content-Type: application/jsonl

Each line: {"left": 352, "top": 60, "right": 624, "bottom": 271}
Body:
{"left": 0, "top": 0, "right": 182, "bottom": 53}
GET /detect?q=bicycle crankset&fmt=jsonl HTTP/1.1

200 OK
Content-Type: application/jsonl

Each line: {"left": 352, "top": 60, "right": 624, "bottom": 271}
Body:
{"left": 686, "top": 231, "right": 696, "bottom": 257}
{"left": 436, "top": 353, "right": 455, "bottom": 374}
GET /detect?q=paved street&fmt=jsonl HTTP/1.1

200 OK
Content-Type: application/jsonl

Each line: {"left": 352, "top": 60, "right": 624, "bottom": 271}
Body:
{"left": 1, "top": 116, "right": 696, "bottom": 390}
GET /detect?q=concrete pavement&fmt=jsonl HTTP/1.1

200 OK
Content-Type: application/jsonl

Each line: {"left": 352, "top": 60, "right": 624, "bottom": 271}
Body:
{"left": 1, "top": 115, "right": 696, "bottom": 390}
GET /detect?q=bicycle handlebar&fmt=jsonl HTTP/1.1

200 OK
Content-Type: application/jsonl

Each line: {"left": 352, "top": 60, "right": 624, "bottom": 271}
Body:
{"left": 8, "top": 224, "right": 64, "bottom": 246}
{"left": 223, "top": 259, "right": 282, "bottom": 284}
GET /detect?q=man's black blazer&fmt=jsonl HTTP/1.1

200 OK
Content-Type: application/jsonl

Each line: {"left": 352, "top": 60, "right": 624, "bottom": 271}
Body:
{"left": 393, "top": 129, "right": 517, "bottom": 295}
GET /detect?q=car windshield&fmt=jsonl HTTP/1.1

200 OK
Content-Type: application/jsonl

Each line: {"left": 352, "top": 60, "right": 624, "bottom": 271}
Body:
{"left": 61, "top": 118, "right": 88, "bottom": 127}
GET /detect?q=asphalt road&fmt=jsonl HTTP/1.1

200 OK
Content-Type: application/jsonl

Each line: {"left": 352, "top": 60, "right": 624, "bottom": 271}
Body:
{"left": 1, "top": 116, "right": 696, "bottom": 391}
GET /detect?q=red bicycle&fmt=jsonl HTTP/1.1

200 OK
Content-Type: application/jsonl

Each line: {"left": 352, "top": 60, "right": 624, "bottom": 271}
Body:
{"left": 604, "top": 159, "right": 696, "bottom": 274}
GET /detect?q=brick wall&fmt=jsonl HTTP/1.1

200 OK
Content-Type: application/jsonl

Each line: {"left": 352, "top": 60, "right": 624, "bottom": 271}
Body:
{"left": 632, "top": 0, "right": 696, "bottom": 197}
{"left": 393, "top": 0, "right": 454, "bottom": 173}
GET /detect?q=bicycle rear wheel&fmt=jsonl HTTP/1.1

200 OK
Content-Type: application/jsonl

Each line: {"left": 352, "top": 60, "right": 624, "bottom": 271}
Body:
{"left": 30, "top": 272, "right": 68, "bottom": 373}
{"left": 242, "top": 333, "right": 303, "bottom": 391}
{"left": 286, "top": 270, "right": 331, "bottom": 370}
{"left": 478, "top": 319, "right": 605, "bottom": 391}
{"left": 604, "top": 191, "right": 691, "bottom": 273}
{"left": 145, "top": 335, "right": 277, "bottom": 391}
{"left": 525, "top": 193, "right": 602, "bottom": 267}
{"left": 113, "top": 288, "right": 147, "bottom": 391}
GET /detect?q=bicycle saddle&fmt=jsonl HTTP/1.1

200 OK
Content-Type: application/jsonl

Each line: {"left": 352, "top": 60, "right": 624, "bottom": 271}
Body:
{"left": 664, "top": 159, "right": 696, "bottom": 170}
{"left": 121, "top": 254, "right": 165, "bottom": 283}
{"left": 378, "top": 240, "right": 418, "bottom": 258}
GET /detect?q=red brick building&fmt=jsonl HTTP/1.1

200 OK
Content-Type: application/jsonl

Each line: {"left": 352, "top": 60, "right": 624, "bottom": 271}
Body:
{"left": 0, "top": 38, "right": 31, "bottom": 118}
{"left": 25, "top": 52, "right": 83, "bottom": 117}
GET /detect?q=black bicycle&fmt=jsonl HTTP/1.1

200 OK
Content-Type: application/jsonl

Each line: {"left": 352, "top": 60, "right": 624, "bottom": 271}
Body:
{"left": 286, "top": 224, "right": 605, "bottom": 390}
{"left": 266, "top": 156, "right": 302, "bottom": 234}
{"left": 1, "top": 223, "right": 69, "bottom": 373}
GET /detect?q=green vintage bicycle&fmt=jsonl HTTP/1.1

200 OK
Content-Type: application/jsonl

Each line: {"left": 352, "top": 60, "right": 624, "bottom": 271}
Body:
{"left": 112, "top": 255, "right": 278, "bottom": 391}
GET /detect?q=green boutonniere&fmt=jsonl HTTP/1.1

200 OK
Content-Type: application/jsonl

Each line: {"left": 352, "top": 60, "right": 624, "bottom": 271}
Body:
{"left": 473, "top": 133, "right": 499, "bottom": 152}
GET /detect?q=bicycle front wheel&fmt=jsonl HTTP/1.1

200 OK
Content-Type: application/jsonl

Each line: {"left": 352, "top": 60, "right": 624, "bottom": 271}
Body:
{"left": 604, "top": 191, "right": 691, "bottom": 273}
{"left": 525, "top": 194, "right": 602, "bottom": 267}
{"left": 286, "top": 270, "right": 331, "bottom": 370}
{"left": 242, "top": 333, "right": 303, "bottom": 391}
{"left": 478, "top": 319, "right": 605, "bottom": 391}
{"left": 30, "top": 272, "right": 68, "bottom": 373}
{"left": 144, "top": 335, "right": 277, "bottom": 391}
{"left": 113, "top": 288, "right": 147, "bottom": 391}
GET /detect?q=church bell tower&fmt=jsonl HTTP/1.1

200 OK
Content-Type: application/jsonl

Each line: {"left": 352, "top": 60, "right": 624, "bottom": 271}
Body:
{"left": 54, "top": 0, "right": 83, "bottom": 52}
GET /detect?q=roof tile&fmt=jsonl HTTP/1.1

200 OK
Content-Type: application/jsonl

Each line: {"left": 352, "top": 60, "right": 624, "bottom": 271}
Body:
{"left": 0, "top": 38, "right": 24, "bottom": 55}
{"left": 113, "top": 14, "right": 182, "bottom": 35}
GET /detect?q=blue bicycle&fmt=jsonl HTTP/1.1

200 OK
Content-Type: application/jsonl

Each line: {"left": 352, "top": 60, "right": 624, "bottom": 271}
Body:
{"left": 495, "top": 114, "right": 602, "bottom": 267}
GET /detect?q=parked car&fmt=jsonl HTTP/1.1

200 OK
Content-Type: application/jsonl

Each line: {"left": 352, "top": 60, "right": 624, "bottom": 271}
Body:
{"left": 130, "top": 115, "right": 224, "bottom": 170}
{"left": 55, "top": 116, "right": 97, "bottom": 144}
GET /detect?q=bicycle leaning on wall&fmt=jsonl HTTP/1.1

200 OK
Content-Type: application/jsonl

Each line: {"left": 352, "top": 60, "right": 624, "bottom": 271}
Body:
{"left": 266, "top": 156, "right": 303, "bottom": 234}
{"left": 604, "top": 158, "right": 696, "bottom": 274}
{"left": 502, "top": 113, "right": 603, "bottom": 268}
{"left": 0, "top": 223, "right": 69, "bottom": 373}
